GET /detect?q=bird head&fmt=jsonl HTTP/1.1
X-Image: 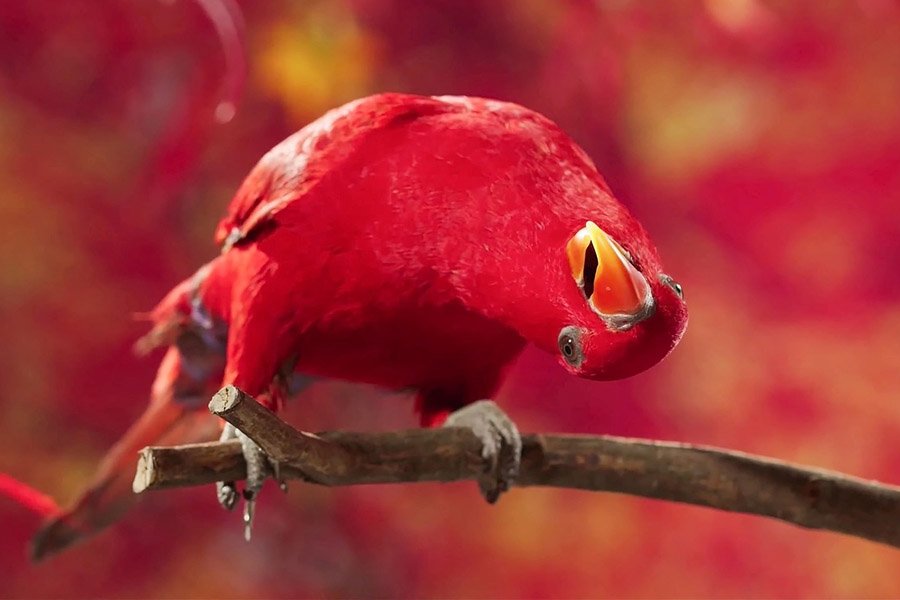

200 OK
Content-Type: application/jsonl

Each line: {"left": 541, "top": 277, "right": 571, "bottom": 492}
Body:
{"left": 553, "top": 220, "right": 688, "bottom": 380}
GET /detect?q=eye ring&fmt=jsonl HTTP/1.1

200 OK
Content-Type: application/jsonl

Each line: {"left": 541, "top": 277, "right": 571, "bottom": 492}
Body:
{"left": 660, "top": 274, "right": 684, "bottom": 300}
{"left": 558, "top": 326, "right": 584, "bottom": 368}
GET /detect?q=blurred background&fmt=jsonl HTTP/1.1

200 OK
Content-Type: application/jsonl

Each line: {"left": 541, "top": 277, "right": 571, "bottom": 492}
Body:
{"left": 2, "top": 0, "right": 900, "bottom": 597}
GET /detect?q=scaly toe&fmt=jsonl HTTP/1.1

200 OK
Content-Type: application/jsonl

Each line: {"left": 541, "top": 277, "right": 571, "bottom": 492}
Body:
{"left": 216, "top": 424, "right": 239, "bottom": 511}
{"left": 217, "top": 481, "right": 239, "bottom": 511}
{"left": 214, "top": 423, "right": 274, "bottom": 538}
{"left": 272, "top": 459, "right": 288, "bottom": 493}
{"left": 444, "top": 400, "right": 522, "bottom": 504}
{"left": 238, "top": 429, "right": 270, "bottom": 499}
{"left": 242, "top": 495, "right": 256, "bottom": 542}
{"left": 236, "top": 429, "right": 272, "bottom": 540}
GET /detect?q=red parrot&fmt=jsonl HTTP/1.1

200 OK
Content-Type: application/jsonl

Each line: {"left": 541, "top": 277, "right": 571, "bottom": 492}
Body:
{"left": 27, "top": 93, "right": 687, "bottom": 559}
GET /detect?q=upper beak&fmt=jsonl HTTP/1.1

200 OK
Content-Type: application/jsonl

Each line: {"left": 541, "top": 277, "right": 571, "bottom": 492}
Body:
{"left": 566, "top": 221, "right": 653, "bottom": 320}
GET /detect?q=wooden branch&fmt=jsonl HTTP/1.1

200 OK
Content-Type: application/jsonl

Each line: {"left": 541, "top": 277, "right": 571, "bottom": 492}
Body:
{"left": 134, "top": 386, "right": 900, "bottom": 549}
{"left": 208, "top": 386, "right": 359, "bottom": 482}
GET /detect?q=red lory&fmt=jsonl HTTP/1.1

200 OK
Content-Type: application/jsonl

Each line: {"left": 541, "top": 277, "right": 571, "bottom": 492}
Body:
{"left": 30, "top": 93, "right": 688, "bottom": 559}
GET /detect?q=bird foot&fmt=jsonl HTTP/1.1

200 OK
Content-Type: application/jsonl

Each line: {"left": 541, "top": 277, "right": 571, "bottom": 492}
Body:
{"left": 216, "top": 424, "right": 241, "bottom": 511}
{"left": 444, "top": 400, "right": 522, "bottom": 504}
{"left": 215, "top": 423, "right": 285, "bottom": 540}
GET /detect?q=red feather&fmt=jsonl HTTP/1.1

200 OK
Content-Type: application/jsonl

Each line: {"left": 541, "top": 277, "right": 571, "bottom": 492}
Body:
{"left": 34, "top": 93, "right": 688, "bottom": 558}
{"left": 199, "top": 93, "right": 686, "bottom": 401}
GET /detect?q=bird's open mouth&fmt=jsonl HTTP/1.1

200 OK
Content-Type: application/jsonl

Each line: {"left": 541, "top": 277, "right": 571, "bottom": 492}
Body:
{"left": 566, "top": 221, "right": 655, "bottom": 331}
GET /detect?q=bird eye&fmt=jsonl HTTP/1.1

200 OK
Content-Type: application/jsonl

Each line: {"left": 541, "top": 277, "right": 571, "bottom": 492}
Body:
{"left": 557, "top": 326, "right": 584, "bottom": 368}
{"left": 660, "top": 274, "right": 684, "bottom": 300}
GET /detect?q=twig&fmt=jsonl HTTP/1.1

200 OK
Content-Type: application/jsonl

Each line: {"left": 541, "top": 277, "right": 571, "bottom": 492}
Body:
{"left": 134, "top": 386, "right": 900, "bottom": 549}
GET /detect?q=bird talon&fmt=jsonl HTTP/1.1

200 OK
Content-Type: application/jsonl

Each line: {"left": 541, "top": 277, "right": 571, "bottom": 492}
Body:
{"left": 217, "top": 481, "right": 239, "bottom": 511}
{"left": 238, "top": 429, "right": 269, "bottom": 497}
{"left": 215, "top": 422, "right": 272, "bottom": 537}
{"left": 243, "top": 497, "right": 255, "bottom": 542}
{"left": 215, "top": 424, "right": 241, "bottom": 511}
{"left": 444, "top": 399, "right": 522, "bottom": 504}
{"left": 272, "top": 460, "right": 288, "bottom": 493}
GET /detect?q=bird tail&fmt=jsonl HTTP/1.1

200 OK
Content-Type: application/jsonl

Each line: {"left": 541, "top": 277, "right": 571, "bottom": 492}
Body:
{"left": 0, "top": 473, "right": 60, "bottom": 519}
{"left": 30, "top": 346, "right": 222, "bottom": 562}
{"left": 30, "top": 261, "right": 228, "bottom": 561}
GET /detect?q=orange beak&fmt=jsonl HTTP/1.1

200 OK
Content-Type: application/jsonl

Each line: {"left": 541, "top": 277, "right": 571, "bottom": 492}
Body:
{"left": 566, "top": 221, "right": 651, "bottom": 317}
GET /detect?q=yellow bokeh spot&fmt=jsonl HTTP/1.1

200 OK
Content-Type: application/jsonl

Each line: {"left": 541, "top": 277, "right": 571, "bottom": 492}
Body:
{"left": 625, "top": 45, "right": 773, "bottom": 191}
{"left": 254, "top": 4, "right": 380, "bottom": 124}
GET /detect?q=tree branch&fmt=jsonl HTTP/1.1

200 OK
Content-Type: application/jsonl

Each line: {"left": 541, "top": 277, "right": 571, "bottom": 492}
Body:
{"left": 134, "top": 386, "right": 900, "bottom": 549}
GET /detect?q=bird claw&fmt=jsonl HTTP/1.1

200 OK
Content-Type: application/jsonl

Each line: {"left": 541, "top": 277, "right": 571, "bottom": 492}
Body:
{"left": 242, "top": 492, "right": 255, "bottom": 542}
{"left": 215, "top": 423, "right": 274, "bottom": 540}
{"left": 216, "top": 481, "right": 239, "bottom": 511}
{"left": 238, "top": 429, "right": 270, "bottom": 497}
{"left": 444, "top": 400, "right": 522, "bottom": 504}
{"left": 216, "top": 424, "right": 240, "bottom": 511}
{"left": 272, "top": 459, "right": 288, "bottom": 493}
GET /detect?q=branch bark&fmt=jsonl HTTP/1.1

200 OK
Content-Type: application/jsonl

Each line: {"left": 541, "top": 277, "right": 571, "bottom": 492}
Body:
{"left": 134, "top": 386, "right": 900, "bottom": 549}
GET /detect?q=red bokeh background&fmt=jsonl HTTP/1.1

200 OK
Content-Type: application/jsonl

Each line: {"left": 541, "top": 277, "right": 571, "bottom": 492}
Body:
{"left": 2, "top": 1, "right": 900, "bottom": 597}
